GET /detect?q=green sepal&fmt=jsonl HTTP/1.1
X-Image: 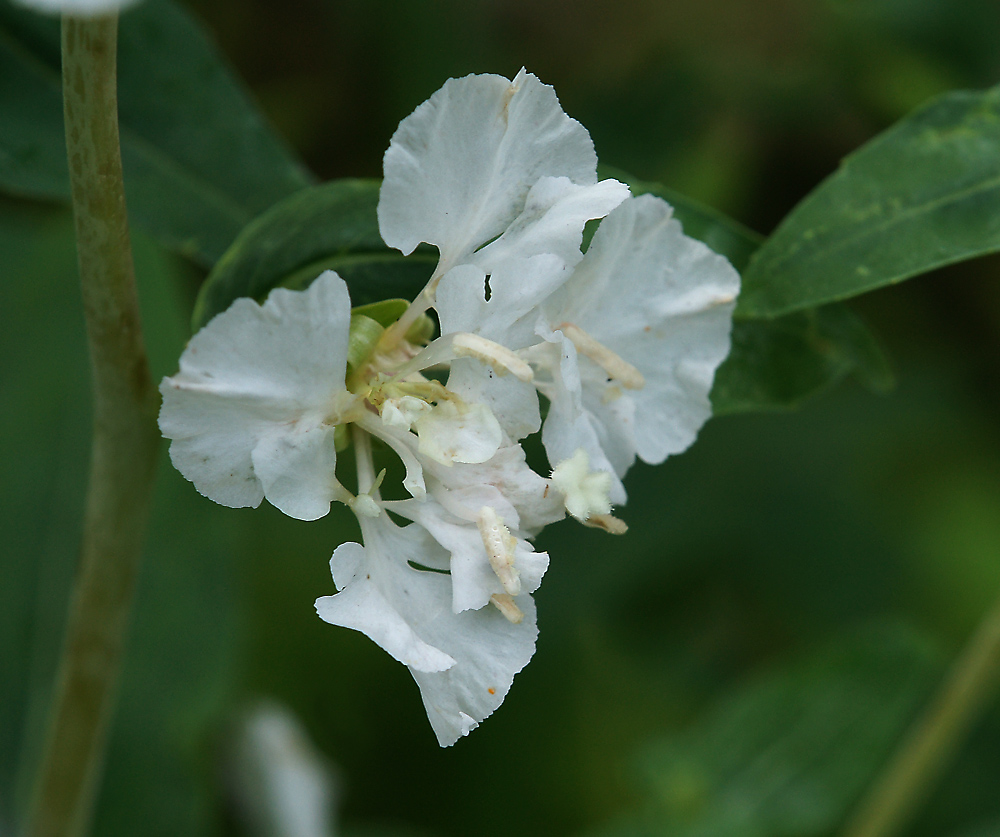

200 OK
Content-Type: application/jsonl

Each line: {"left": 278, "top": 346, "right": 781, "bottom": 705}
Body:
{"left": 332, "top": 424, "right": 350, "bottom": 453}
{"left": 351, "top": 299, "right": 410, "bottom": 328}
{"left": 350, "top": 298, "right": 435, "bottom": 346}
{"left": 346, "top": 314, "right": 386, "bottom": 375}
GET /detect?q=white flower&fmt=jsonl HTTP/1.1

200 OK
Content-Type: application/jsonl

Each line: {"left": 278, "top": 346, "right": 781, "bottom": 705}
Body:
{"left": 159, "top": 271, "right": 359, "bottom": 521}
{"left": 315, "top": 512, "right": 537, "bottom": 747}
{"left": 437, "top": 194, "right": 740, "bottom": 504}
{"left": 159, "top": 67, "right": 739, "bottom": 748}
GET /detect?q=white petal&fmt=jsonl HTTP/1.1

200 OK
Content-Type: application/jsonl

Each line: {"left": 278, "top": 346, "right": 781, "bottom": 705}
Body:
{"left": 473, "top": 176, "right": 629, "bottom": 273}
{"left": 552, "top": 194, "right": 739, "bottom": 464}
{"left": 379, "top": 70, "right": 598, "bottom": 267}
{"left": 445, "top": 358, "right": 541, "bottom": 441}
{"left": 358, "top": 417, "right": 426, "bottom": 498}
{"left": 315, "top": 517, "right": 537, "bottom": 747}
{"left": 436, "top": 254, "right": 568, "bottom": 349}
{"left": 316, "top": 540, "right": 456, "bottom": 673}
{"left": 421, "top": 440, "right": 564, "bottom": 535}
{"left": 159, "top": 272, "right": 353, "bottom": 518}
{"left": 411, "top": 591, "right": 537, "bottom": 747}
{"left": 250, "top": 424, "right": 342, "bottom": 521}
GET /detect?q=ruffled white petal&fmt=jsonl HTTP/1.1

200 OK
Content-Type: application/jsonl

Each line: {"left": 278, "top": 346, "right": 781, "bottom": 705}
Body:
{"left": 410, "top": 590, "right": 537, "bottom": 747}
{"left": 317, "top": 537, "right": 455, "bottom": 673}
{"left": 473, "top": 176, "right": 629, "bottom": 273}
{"left": 315, "top": 516, "right": 537, "bottom": 746}
{"left": 379, "top": 70, "right": 598, "bottom": 267}
{"left": 250, "top": 424, "right": 342, "bottom": 521}
{"left": 159, "top": 271, "right": 353, "bottom": 519}
{"left": 471, "top": 177, "right": 629, "bottom": 273}
{"left": 546, "top": 194, "right": 739, "bottom": 465}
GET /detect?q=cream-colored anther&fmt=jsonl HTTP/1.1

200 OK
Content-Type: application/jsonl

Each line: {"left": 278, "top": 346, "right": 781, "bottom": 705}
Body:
{"left": 584, "top": 513, "right": 628, "bottom": 535}
{"left": 349, "top": 468, "right": 386, "bottom": 519}
{"left": 452, "top": 333, "right": 534, "bottom": 382}
{"left": 490, "top": 593, "right": 524, "bottom": 624}
{"left": 558, "top": 322, "right": 645, "bottom": 390}
{"left": 477, "top": 506, "right": 521, "bottom": 596}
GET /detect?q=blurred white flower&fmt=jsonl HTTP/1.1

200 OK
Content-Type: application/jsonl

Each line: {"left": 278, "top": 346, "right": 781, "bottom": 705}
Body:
{"left": 229, "top": 702, "right": 339, "bottom": 837}
{"left": 12, "top": 0, "right": 141, "bottom": 16}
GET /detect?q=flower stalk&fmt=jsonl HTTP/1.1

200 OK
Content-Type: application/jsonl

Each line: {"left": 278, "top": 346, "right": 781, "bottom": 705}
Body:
{"left": 26, "top": 13, "right": 159, "bottom": 837}
{"left": 841, "top": 591, "right": 1000, "bottom": 837}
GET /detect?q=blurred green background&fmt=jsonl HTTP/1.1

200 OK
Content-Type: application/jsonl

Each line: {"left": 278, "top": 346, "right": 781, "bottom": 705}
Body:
{"left": 4, "top": 0, "right": 1000, "bottom": 835}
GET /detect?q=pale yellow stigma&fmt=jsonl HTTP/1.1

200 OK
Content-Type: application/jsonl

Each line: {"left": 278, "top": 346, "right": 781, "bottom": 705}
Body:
{"left": 452, "top": 333, "right": 534, "bottom": 382}
{"left": 490, "top": 593, "right": 524, "bottom": 624}
{"left": 477, "top": 506, "right": 521, "bottom": 595}
{"left": 550, "top": 448, "right": 613, "bottom": 522}
{"left": 558, "top": 322, "right": 644, "bottom": 390}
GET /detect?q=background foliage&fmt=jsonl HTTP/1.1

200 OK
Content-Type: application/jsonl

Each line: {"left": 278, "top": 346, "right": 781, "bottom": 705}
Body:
{"left": 3, "top": 0, "right": 1000, "bottom": 835}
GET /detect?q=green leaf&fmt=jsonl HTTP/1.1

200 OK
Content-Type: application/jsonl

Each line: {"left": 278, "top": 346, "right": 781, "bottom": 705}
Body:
{"left": 599, "top": 166, "right": 763, "bottom": 273}
{"left": 739, "top": 84, "right": 1000, "bottom": 317}
{"left": 712, "top": 303, "right": 894, "bottom": 415}
{"left": 953, "top": 821, "right": 1000, "bottom": 837}
{"left": 0, "top": 0, "right": 311, "bottom": 266}
{"left": 594, "top": 624, "right": 940, "bottom": 837}
{"left": 192, "top": 179, "right": 435, "bottom": 331}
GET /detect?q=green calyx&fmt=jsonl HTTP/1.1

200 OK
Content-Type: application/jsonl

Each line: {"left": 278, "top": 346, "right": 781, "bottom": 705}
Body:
{"left": 346, "top": 299, "right": 435, "bottom": 380}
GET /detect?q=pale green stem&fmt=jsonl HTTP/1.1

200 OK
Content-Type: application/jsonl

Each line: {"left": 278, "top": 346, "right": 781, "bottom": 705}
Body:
{"left": 353, "top": 427, "right": 377, "bottom": 497}
{"left": 841, "top": 592, "right": 1000, "bottom": 837}
{"left": 375, "top": 261, "right": 447, "bottom": 354}
{"left": 25, "top": 14, "right": 159, "bottom": 837}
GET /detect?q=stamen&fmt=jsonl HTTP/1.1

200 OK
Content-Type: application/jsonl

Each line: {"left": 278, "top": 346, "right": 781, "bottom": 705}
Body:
{"left": 490, "top": 593, "right": 524, "bottom": 624}
{"left": 349, "top": 468, "right": 386, "bottom": 518}
{"left": 452, "top": 333, "right": 534, "bottom": 382}
{"left": 477, "top": 506, "right": 521, "bottom": 595}
{"left": 583, "top": 513, "right": 628, "bottom": 535}
{"left": 558, "top": 322, "right": 645, "bottom": 390}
